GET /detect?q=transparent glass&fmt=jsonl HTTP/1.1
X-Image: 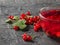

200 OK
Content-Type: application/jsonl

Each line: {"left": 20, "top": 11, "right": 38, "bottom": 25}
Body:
{"left": 39, "top": 7, "right": 60, "bottom": 38}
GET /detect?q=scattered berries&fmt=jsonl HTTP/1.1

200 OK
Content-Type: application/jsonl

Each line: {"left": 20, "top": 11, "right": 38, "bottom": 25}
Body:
{"left": 6, "top": 12, "right": 41, "bottom": 31}
{"left": 6, "top": 11, "right": 43, "bottom": 42}
{"left": 7, "top": 13, "right": 41, "bottom": 32}
{"left": 5, "top": 9, "right": 60, "bottom": 41}
{"left": 22, "top": 33, "right": 32, "bottom": 41}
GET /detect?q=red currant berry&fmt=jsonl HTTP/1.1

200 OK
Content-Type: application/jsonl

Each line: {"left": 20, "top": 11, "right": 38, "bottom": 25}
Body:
{"left": 34, "top": 16, "right": 37, "bottom": 19}
{"left": 36, "top": 24, "right": 40, "bottom": 28}
{"left": 26, "top": 11, "right": 31, "bottom": 15}
{"left": 22, "top": 35, "right": 27, "bottom": 41}
{"left": 33, "top": 16, "right": 38, "bottom": 22}
{"left": 20, "top": 13, "right": 26, "bottom": 19}
{"left": 29, "top": 17, "right": 33, "bottom": 22}
{"left": 29, "top": 20, "right": 33, "bottom": 24}
{"left": 34, "top": 26, "right": 38, "bottom": 32}
{"left": 13, "top": 26, "right": 19, "bottom": 31}
{"left": 34, "top": 23, "right": 36, "bottom": 26}
{"left": 27, "top": 35, "right": 32, "bottom": 41}
{"left": 22, "top": 33, "right": 27, "bottom": 37}
{"left": 8, "top": 15, "right": 14, "bottom": 20}
{"left": 22, "top": 33, "right": 32, "bottom": 41}
{"left": 37, "top": 16, "right": 40, "bottom": 20}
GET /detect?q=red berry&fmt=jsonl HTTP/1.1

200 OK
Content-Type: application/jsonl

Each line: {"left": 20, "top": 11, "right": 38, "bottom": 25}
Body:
{"left": 20, "top": 13, "right": 26, "bottom": 19}
{"left": 22, "top": 33, "right": 28, "bottom": 41}
{"left": 33, "top": 16, "right": 38, "bottom": 22}
{"left": 37, "top": 16, "right": 40, "bottom": 20}
{"left": 23, "top": 35, "right": 27, "bottom": 41}
{"left": 21, "top": 13, "right": 26, "bottom": 17}
{"left": 34, "top": 23, "right": 36, "bottom": 26}
{"left": 29, "top": 18, "right": 33, "bottom": 21}
{"left": 25, "top": 19, "right": 30, "bottom": 25}
{"left": 22, "top": 33, "right": 27, "bottom": 37}
{"left": 13, "top": 26, "right": 19, "bottom": 31}
{"left": 8, "top": 15, "right": 14, "bottom": 19}
{"left": 36, "top": 21, "right": 40, "bottom": 25}
{"left": 20, "top": 16, "right": 24, "bottom": 19}
{"left": 27, "top": 35, "right": 32, "bottom": 41}
{"left": 33, "top": 21, "right": 41, "bottom": 32}
{"left": 22, "top": 33, "right": 32, "bottom": 41}
{"left": 25, "top": 17, "right": 33, "bottom": 25}
{"left": 29, "top": 18, "right": 33, "bottom": 24}
{"left": 34, "top": 16, "right": 37, "bottom": 19}
{"left": 26, "top": 11, "right": 31, "bottom": 15}
{"left": 36, "top": 24, "right": 40, "bottom": 28}
{"left": 25, "top": 21, "right": 29, "bottom": 25}
{"left": 29, "top": 20, "right": 33, "bottom": 24}
{"left": 34, "top": 26, "right": 38, "bottom": 32}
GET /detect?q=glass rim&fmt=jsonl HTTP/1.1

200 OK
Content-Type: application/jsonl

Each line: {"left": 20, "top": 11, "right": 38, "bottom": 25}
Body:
{"left": 39, "top": 7, "right": 60, "bottom": 22}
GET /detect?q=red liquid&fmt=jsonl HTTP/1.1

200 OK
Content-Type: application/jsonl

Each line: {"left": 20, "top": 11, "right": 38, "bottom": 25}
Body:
{"left": 40, "top": 9, "right": 60, "bottom": 38}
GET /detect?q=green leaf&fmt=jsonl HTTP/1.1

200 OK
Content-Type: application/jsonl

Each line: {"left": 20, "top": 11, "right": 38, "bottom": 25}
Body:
{"left": 5, "top": 19, "right": 11, "bottom": 23}
{"left": 12, "top": 20, "right": 27, "bottom": 29}
{"left": 5, "top": 19, "right": 12, "bottom": 24}
{"left": 13, "top": 16, "right": 19, "bottom": 20}
{"left": 20, "top": 19, "right": 26, "bottom": 24}
{"left": 20, "top": 25, "right": 27, "bottom": 29}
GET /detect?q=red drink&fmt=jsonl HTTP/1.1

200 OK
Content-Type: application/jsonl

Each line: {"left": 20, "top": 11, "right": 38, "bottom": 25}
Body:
{"left": 40, "top": 7, "right": 60, "bottom": 38}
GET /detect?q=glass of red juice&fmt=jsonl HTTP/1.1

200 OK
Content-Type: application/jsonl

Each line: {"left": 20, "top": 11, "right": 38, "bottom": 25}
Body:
{"left": 39, "top": 7, "right": 60, "bottom": 38}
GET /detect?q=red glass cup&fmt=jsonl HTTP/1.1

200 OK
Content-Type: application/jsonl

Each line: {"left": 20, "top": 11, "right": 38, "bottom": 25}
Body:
{"left": 39, "top": 7, "right": 60, "bottom": 38}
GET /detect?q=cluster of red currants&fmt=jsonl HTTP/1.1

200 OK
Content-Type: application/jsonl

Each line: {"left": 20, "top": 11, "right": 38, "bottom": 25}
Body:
{"left": 8, "top": 11, "right": 41, "bottom": 41}
{"left": 22, "top": 33, "right": 32, "bottom": 41}
{"left": 20, "top": 11, "right": 41, "bottom": 32}
{"left": 34, "top": 20, "right": 41, "bottom": 32}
